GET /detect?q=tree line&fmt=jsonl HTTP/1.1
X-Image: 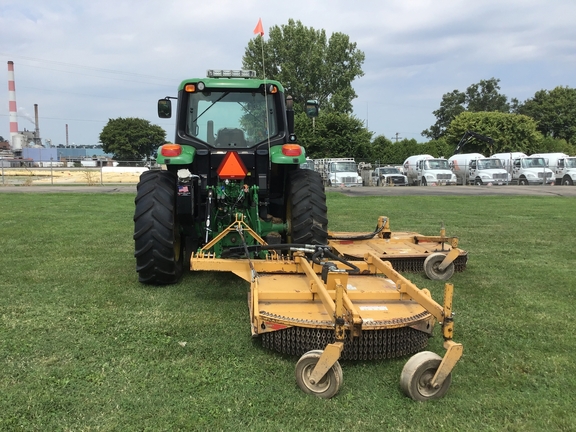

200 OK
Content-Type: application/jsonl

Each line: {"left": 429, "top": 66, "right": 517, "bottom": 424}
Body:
{"left": 98, "top": 20, "right": 576, "bottom": 163}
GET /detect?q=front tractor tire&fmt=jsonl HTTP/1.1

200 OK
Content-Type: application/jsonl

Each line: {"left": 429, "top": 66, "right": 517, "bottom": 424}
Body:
{"left": 134, "top": 170, "right": 183, "bottom": 285}
{"left": 287, "top": 169, "right": 328, "bottom": 245}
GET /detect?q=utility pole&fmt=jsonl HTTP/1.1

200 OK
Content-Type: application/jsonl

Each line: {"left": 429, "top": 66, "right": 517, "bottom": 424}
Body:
{"left": 393, "top": 132, "right": 403, "bottom": 143}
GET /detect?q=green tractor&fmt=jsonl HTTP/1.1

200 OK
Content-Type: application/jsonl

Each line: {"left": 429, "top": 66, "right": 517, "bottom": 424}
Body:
{"left": 133, "top": 70, "right": 466, "bottom": 401}
{"left": 134, "top": 69, "right": 326, "bottom": 284}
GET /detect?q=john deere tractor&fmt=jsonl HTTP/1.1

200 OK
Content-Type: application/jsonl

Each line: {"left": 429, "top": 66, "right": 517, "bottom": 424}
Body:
{"left": 134, "top": 69, "right": 326, "bottom": 285}
{"left": 133, "top": 70, "right": 465, "bottom": 400}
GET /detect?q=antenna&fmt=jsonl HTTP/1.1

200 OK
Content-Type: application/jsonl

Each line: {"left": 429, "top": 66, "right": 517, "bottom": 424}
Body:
{"left": 253, "top": 19, "right": 271, "bottom": 165}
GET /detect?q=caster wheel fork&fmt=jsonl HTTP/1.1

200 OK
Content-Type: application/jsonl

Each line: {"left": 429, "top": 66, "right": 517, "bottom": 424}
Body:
{"left": 295, "top": 343, "right": 344, "bottom": 399}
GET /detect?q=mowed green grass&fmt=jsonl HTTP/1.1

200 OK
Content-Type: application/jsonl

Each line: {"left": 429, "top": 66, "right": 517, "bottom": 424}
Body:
{"left": 0, "top": 192, "right": 575, "bottom": 431}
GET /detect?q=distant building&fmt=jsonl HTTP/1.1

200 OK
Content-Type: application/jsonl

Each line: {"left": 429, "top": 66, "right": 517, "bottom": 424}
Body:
{"left": 21, "top": 147, "right": 113, "bottom": 163}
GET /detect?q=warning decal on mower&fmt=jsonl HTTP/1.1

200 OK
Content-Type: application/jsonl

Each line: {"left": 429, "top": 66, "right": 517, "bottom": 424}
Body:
{"left": 359, "top": 306, "right": 389, "bottom": 311}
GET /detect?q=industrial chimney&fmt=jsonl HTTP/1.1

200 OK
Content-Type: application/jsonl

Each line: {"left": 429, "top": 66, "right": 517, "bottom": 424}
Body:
{"left": 7, "top": 61, "right": 20, "bottom": 151}
{"left": 34, "top": 103, "right": 41, "bottom": 146}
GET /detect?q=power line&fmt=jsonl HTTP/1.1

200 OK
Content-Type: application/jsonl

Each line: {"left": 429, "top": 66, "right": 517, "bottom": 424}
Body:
{"left": 0, "top": 52, "right": 176, "bottom": 82}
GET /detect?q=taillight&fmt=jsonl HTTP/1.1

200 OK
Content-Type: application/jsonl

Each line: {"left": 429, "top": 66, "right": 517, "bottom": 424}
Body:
{"left": 282, "top": 144, "right": 302, "bottom": 156}
{"left": 161, "top": 144, "right": 182, "bottom": 157}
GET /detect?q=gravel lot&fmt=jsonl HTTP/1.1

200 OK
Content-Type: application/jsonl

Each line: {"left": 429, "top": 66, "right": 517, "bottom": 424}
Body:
{"left": 2, "top": 167, "right": 574, "bottom": 196}
{"left": 1, "top": 183, "right": 575, "bottom": 196}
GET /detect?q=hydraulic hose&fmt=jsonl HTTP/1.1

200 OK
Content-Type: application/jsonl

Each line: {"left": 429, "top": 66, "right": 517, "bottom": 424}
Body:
{"left": 327, "top": 219, "right": 387, "bottom": 241}
{"left": 221, "top": 243, "right": 360, "bottom": 274}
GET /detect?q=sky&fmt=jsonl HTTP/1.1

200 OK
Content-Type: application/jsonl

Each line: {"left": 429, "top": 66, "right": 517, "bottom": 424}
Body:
{"left": 1, "top": 0, "right": 576, "bottom": 147}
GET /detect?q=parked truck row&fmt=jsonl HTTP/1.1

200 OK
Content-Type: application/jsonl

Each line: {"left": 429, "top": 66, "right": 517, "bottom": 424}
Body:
{"left": 402, "top": 152, "right": 576, "bottom": 186}
{"left": 301, "top": 152, "right": 576, "bottom": 187}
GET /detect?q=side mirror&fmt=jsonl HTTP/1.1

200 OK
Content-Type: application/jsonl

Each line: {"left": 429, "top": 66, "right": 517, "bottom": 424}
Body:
{"left": 158, "top": 99, "right": 172, "bottom": 118}
{"left": 305, "top": 100, "right": 319, "bottom": 118}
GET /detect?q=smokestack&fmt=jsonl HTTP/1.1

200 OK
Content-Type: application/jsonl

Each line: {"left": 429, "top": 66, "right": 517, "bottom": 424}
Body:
{"left": 34, "top": 104, "right": 41, "bottom": 146}
{"left": 7, "top": 61, "right": 19, "bottom": 147}
{"left": 66, "top": 124, "right": 69, "bottom": 147}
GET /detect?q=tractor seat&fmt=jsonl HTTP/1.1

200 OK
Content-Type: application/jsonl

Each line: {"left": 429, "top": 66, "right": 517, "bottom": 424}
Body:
{"left": 215, "top": 128, "right": 246, "bottom": 147}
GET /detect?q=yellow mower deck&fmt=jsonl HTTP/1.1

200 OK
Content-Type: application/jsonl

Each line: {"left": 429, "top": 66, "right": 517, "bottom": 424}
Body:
{"left": 328, "top": 216, "right": 468, "bottom": 280}
{"left": 191, "top": 217, "right": 464, "bottom": 400}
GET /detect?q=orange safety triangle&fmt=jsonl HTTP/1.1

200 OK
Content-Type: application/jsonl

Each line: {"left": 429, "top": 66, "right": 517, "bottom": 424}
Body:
{"left": 217, "top": 152, "right": 248, "bottom": 179}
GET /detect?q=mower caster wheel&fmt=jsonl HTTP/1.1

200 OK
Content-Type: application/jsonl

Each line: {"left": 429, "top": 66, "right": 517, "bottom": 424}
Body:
{"left": 423, "top": 252, "right": 455, "bottom": 280}
{"left": 400, "top": 351, "right": 452, "bottom": 401}
{"left": 295, "top": 350, "right": 343, "bottom": 399}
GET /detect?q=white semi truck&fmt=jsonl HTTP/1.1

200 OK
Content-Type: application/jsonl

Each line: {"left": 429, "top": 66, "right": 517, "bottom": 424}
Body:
{"left": 491, "top": 152, "right": 554, "bottom": 185}
{"left": 531, "top": 152, "right": 576, "bottom": 186}
{"left": 403, "top": 154, "right": 457, "bottom": 186}
{"left": 313, "top": 158, "right": 363, "bottom": 187}
{"left": 448, "top": 153, "right": 510, "bottom": 185}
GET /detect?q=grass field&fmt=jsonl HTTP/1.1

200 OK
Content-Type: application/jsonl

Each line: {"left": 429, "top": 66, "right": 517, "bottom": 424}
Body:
{"left": 1, "top": 192, "right": 575, "bottom": 431}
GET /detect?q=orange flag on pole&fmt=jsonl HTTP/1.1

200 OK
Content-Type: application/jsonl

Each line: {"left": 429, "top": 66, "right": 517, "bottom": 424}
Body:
{"left": 253, "top": 18, "right": 264, "bottom": 37}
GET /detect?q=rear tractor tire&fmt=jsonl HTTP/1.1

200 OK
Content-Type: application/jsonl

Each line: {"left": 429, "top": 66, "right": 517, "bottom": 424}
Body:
{"left": 133, "top": 170, "right": 183, "bottom": 285}
{"left": 287, "top": 169, "right": 328, "bottom": 245}
{"left": 295, "top": 350, "right": 343, "bottom": 399}
{"left": 423, "top": 252, "right": 455, "bottom": 280}
{"left": 400, "top": 351, "right": 452, "bottom": 401}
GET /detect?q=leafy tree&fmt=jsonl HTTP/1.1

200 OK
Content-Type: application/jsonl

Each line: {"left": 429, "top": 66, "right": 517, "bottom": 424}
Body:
{"left": 516, "top": 86, "right": 576, "bottom": 145}
{"left": 465, "top": 79, "right": 510, "bottom": 113}
{"left": 538, "top": 136, "right": 575, "bottom": 154}
{"left": 421, "top": 138, "right": 453, "bottom": 158}
{"left": 369, "top": 135, "right": 395, "bottom": 163}
{"left": 296, "top": 111, "right": 372, "bottom": 159}
{"left": 423, "top": 78, "right": 510, "bottom": 139}
{"left": 444, "top": 112, "right": 542, "bottom": 155}
{"left": 367, "top": 136, "right": 429, "bottom": 165}
{"left": 99, "top": 117, "right": 166, "bottom": 161}
{"left": 422, "top": 90, "right": 466, "bottom": 140}
{"left": 243, "top": 19, "right": 365, "bottom": 114}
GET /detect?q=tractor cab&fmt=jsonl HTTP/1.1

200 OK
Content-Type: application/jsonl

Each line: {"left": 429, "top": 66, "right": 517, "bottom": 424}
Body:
{"left": 154, "top": 70, "right": 309, "bottom": 222}
{"left": 157, "top": 70, "right": 293, "bottom": 151}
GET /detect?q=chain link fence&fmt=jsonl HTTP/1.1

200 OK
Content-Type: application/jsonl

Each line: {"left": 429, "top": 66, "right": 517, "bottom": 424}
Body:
{"left": 0, "top": 161, "right": 155, "bottom": 186}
